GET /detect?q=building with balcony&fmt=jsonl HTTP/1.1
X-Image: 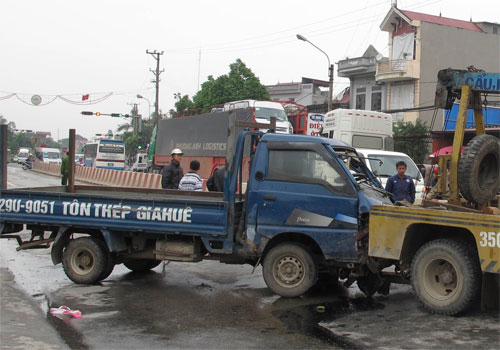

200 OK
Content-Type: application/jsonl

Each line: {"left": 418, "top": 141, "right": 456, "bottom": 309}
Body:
{"left": 337, "top": 45, "right": 387, "bottom": 112}
{"left": 377, "top": 6, "right": 500, "bottom": 129}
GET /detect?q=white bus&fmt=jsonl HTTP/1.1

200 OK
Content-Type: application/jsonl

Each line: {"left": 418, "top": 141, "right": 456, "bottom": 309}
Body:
{"left": 82, "top": 139, "right": 125, "bottom": 170}
{"left": 223, "top": 100, "right": 293, "bottom": 134}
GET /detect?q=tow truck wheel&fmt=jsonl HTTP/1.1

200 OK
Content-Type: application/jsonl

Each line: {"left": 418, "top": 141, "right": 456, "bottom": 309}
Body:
{"left": 63, "top": 237, "right": 110, "bottom": 284}
{"left": 123, "top": 259, "right": 161, "bottom": 272}
{"left": 411, "top": 239, "right": 481, "bottom": 315}
{"left": 263, "top": 243, "right": 318, "bottom": 297}
{"left": 458, "top": 134, "right": 499, "bottom": 205}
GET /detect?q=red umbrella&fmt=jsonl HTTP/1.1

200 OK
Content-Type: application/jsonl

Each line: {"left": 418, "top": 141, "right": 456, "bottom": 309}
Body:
{"left": 430, "top": 146, "right": 465, "bottom": 158}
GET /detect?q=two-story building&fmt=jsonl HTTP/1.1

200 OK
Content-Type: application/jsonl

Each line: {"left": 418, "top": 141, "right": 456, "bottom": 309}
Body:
{"left": 377, "top": 6, "right": 500, "bottom": 129}
{"left": 337, "top": 45, "right": 388, "bottom": 113}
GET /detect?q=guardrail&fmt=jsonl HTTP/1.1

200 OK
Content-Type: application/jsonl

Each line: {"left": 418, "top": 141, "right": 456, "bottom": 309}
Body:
{"left": 32, "top": 162, "right": 162, "bottom": 189}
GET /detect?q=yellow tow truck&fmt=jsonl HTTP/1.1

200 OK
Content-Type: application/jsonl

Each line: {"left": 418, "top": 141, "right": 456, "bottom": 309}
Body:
{"left": 368, "top": 68, "right": 499, "bottom": 315}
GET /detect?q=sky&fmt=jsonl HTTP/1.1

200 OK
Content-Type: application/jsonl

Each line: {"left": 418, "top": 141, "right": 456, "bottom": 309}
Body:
{"left": 1, "top": 0, "right": 499, "bottom": 141}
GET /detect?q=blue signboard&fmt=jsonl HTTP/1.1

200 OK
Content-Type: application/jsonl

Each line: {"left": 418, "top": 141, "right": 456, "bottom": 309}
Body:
{"left": 444, "top": 103, "right": 500, "bottom": 130}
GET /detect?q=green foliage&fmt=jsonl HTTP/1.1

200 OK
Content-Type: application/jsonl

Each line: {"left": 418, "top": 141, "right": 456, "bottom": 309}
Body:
{"left": 393, "top": 120, "right": 430, "bottom": 164}
{"left": 179, "top": 59, "right": 270, "bottom": 114}
{"left": 120, "top": 118, "right": 155, "bottom": 158}
{"left": 174, "top": 95, "right": 195, "bottom": 114}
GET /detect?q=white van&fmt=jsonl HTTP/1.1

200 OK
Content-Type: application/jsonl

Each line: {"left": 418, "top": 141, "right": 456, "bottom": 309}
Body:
{"left": 224, "top": 100, "right": 293, "bottom": 134}
{"left": 322, "top": 109, "right": 393, "bottom": 151}
{"left": 35, "top": 147, "right": 61, "bottom": 165}
{"left": 131, "top": 153, "right": 147, "bottom": 172}
{"left": 356, "top": 148, "right": 426, "bottom": 202}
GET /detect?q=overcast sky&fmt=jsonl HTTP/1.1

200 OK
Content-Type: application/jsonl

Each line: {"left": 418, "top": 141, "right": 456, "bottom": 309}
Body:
{"left": 1, "top": 0, "right": 499, "bottom": 140}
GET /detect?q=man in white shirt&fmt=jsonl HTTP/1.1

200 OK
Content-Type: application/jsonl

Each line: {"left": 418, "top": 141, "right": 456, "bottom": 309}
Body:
{"left": 178, "top": 160, "right": 203, "bottom": 191}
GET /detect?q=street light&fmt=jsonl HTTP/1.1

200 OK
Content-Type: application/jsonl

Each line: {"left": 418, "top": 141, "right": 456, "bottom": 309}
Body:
{"left": 296, "top": 34, "right": 334, "bottom": 112}
{"left": 137, "top": 94, "right": 152, "bottom": 120}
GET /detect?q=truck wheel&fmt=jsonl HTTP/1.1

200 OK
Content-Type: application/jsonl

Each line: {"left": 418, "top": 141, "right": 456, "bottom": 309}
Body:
{"left": 263, "top": 243, "right": 318, "bottom": 297}
{"left": 62, "top": 237, "right": 109, "bottom": 284}
{"left": 124, "top": 259, "right": 161, "bottom": 272}
{"left": 99, "top": 252, "right": 116, "bottom": 281}
{"left": 411, "top": 239, "right": 481, "bottom": 315}
{"left": 458, "top": 134, "right": 499, "bottom": 205}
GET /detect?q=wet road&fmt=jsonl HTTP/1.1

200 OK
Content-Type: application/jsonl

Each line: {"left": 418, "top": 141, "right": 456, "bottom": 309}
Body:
{"left": 1, "top": 164, "right": 499, "bottom": 349}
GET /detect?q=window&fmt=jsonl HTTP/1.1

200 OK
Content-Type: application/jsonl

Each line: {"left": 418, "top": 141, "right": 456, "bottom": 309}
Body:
{"left": 371, "top": 86, "right": 382, "bottom": 111}
{"left": 356, "top": 87, "right": 366, "bottom": 109}
{"left": 268, "top": 149, "right": 350, "bottom": 193}
{"left": 352, "top": 135, "right": 383, "bottom": 149}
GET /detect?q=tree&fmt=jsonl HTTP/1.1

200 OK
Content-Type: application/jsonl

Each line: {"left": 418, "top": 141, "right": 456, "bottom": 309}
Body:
{"left": 187, "top": 59, "right": 270, "bottom": 113}
{"left": 174, "top": 95, "right": 195, "bottom": 114}
{"left": 119, "top": 118, "right": 155, "bottom": 158}
{"left": 393, "top": 120, "right": 430, "bottom": 164}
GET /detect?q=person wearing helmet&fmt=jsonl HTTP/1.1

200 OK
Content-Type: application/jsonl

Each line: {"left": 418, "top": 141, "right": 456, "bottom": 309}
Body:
{"left": 161, "top": 148, "right": 184, "bottom": 189}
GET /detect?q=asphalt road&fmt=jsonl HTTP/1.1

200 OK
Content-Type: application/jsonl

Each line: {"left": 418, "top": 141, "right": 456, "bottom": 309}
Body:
{"left": 1, "top": 164, "right": 499, "bottom": 349}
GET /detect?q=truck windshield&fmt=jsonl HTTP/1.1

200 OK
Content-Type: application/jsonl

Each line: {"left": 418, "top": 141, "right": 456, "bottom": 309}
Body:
{"left": 255, "top": 107, "right": 288, "bottom": 122}
{"left": 368, "top": 155, "right": 420, "bottom": 179}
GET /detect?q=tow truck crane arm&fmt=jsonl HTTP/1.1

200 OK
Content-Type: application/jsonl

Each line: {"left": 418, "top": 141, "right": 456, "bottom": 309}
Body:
{"left": 433, "top": 68, "right": 500, "bottom": 206}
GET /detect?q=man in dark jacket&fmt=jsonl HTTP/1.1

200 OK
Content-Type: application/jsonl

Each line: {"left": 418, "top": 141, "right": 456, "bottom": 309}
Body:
{"left": 385, "top": 160, "right": 416, "bottom": 203}
{"left": 161, "top": 148, "right": 183, "bottom": 189}
{"left": 207, "top": 166, "right": 226, "bottom": 192}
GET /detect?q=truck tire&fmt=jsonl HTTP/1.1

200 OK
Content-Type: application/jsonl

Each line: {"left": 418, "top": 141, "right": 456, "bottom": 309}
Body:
{"left": 99, "top": 252, "right": 115, "bottom": 281}
{"left": 458, "top": 134, "right": 499, "bottom": 205}
{"left": 263, "top": 243, "right": 318, "bottom": 297}
{"left": 124, "top": 259, "right": 161, "bottom": 272}
{"left": 411, "top": 239, "right": 481, "bottom": 315}
{"left": 62, "top": 237, "right": 110, "bottom": 284}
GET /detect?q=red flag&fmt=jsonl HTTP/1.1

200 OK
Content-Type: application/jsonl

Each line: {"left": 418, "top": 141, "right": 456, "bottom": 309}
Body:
{"left": 82, "top": 94, "right": 89, "bottom": 101}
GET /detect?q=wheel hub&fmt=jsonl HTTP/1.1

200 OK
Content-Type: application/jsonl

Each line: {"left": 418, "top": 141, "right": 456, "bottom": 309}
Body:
{"left": 72, "top": 249, "right": 95, "bottom": 274}
{"left": 276, "top": 257, "right": 304, "bottom": 285}
{"left": 425, "top": 259, "right": 458, "bottom": 299}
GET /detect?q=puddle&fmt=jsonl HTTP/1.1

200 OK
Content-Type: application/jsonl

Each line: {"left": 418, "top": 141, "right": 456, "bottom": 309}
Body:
{"left": 272, "top": 296, "right": 384, "bottom": 349}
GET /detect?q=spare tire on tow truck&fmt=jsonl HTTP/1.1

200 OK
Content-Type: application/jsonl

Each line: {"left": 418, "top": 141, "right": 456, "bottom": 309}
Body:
{"left": 458, "top": 134, "right": 499, "bottom": 205}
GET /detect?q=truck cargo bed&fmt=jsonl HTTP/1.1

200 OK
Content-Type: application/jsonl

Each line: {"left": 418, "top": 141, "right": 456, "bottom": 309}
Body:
{"left": 0, "top": 185, "right": 229, "bottom": 237}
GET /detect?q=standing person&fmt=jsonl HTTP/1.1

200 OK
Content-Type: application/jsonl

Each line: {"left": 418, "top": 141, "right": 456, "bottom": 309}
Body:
{"left": 207, "top": 166, "right": 226, "bottom": 192}
{"left": 161, "top": 148, "right": 183, "bottom": 189}
{"left": 60, "top": 152, "right": 69, "bottom": 185}
{"left": 178, "top": 160, "right": 203, "bottom": 191}
{"left": 385, "top": 161, "right": 416, "bottom": 204}
{"left": 430, "top": 167, "right": 439, "bottom": 187}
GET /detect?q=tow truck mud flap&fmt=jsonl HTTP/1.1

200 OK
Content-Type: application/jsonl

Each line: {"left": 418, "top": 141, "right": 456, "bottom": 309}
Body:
{"left": 481, "top": 273, "right": 500, "bottom": 310}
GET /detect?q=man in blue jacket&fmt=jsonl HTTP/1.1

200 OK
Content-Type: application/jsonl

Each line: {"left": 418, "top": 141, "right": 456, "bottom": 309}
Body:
{"left": 385, "top": 161, "right": 416, "bottom": 204}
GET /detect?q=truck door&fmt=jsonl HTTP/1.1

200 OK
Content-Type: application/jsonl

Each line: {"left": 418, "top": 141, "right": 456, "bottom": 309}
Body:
{"left": 248, "top": 141, "right": 359, "bottom": 261}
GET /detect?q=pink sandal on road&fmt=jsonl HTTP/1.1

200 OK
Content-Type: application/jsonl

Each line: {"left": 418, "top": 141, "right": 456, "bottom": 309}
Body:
{"left": 50, "top": 306, "right": 82, "bottom": 319}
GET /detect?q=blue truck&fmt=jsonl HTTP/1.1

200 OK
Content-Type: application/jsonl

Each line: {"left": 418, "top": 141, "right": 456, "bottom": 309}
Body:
{"left": 0, "top": 130, "right": 392, "bottom": 298}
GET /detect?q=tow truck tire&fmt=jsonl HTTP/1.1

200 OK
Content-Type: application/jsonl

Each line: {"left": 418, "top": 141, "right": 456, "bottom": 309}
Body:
{"left": 62, "top": 237, "right": 109, "bottom": 284}
{"left": 124, "top": 259, "right": 161, "bottom": 272}
{"left": 411, "top": 239, "right": 481, "bottom": 315}
{"left": 458, "top": 134, "right": 499, "bottom": 205}
{"left": 263, "top": 243, "right": 318, "bottom": 297}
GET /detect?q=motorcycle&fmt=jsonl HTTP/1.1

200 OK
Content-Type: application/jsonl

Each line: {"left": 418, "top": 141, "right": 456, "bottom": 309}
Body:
{"left": 21, "top": 160, "right": 32, "bottom": 170}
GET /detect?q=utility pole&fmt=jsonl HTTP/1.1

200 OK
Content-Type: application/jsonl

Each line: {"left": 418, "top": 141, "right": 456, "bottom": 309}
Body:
{"left": 146, "top": 50, "right": 164, "bottom": 124}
